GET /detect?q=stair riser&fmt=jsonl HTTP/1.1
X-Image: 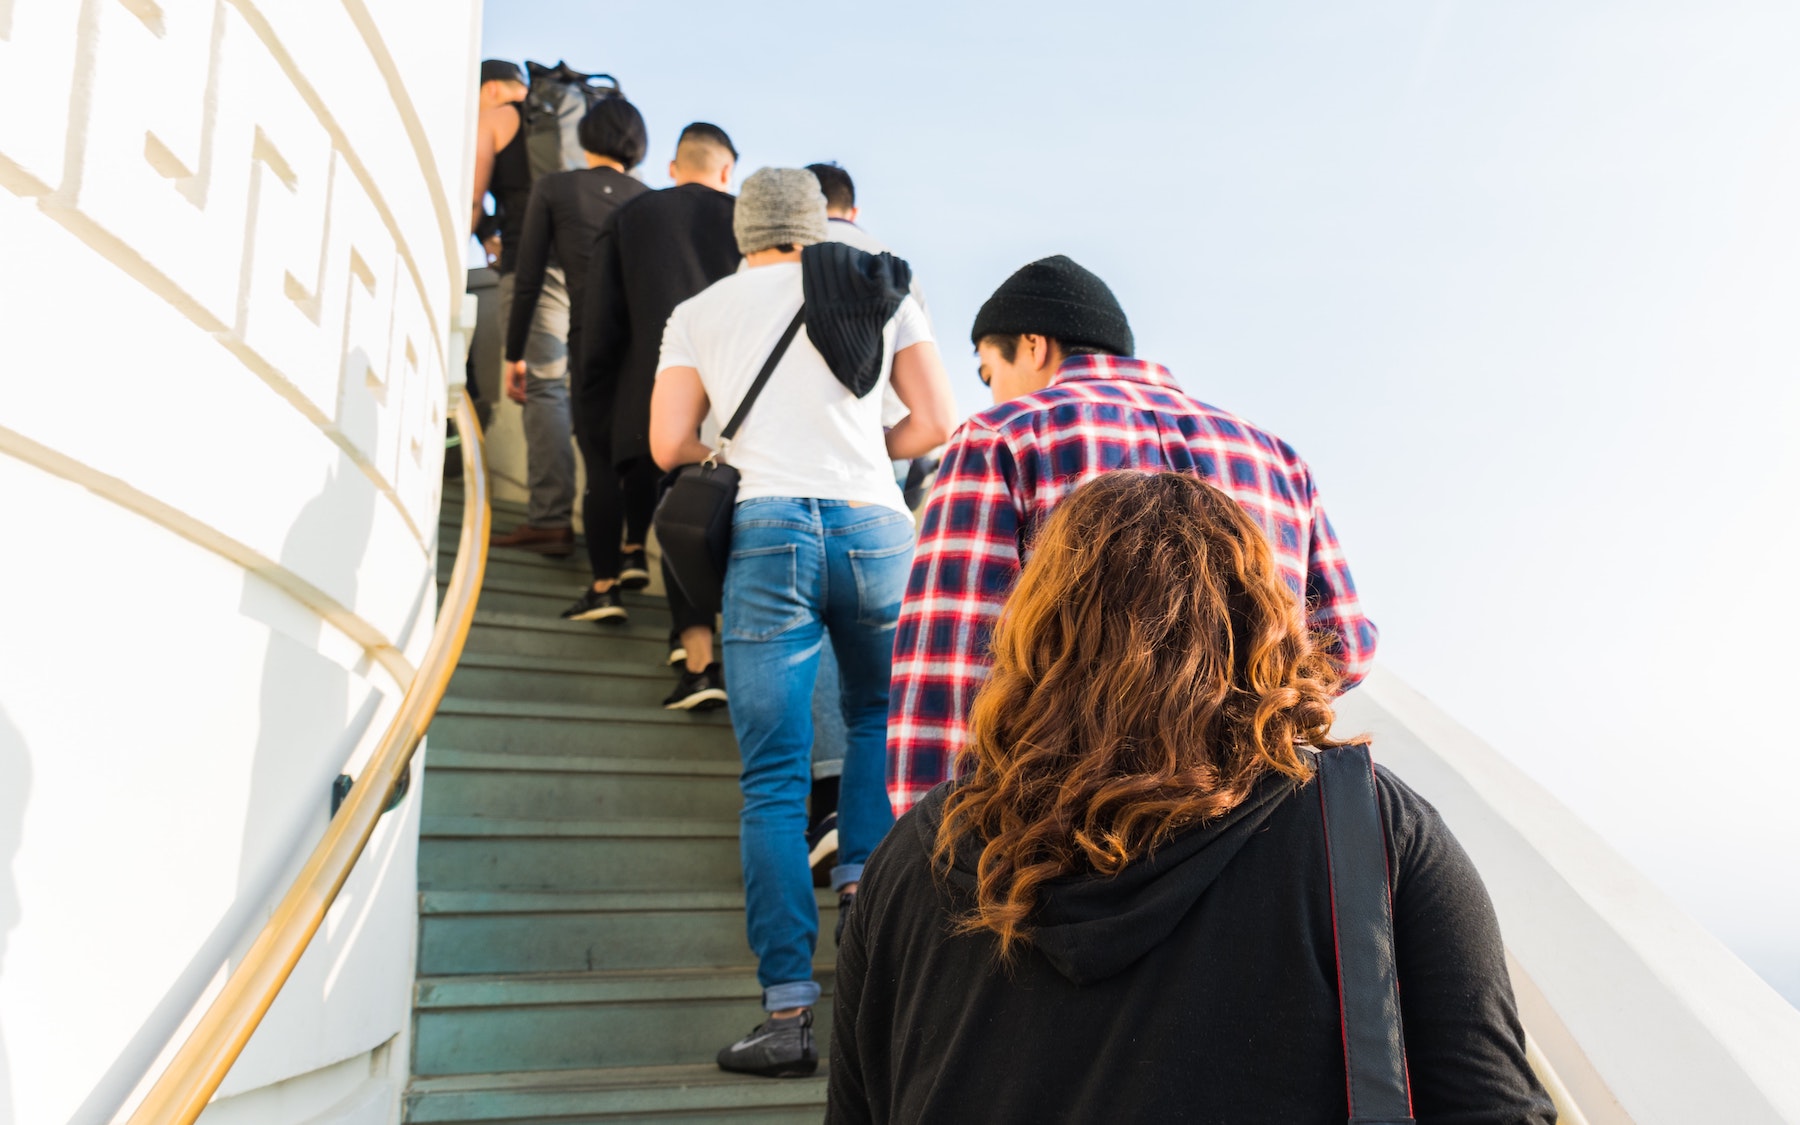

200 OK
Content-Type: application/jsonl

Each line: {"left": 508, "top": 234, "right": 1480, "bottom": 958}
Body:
{"left": 422, "top": 768, "right": 743, "bottom": 822}
{"left": 447, "top": 667, "right": 677, "bottom": 710}
{"left": 408, "top": 1101, "right": 824, "bottom": 1116}
{"left": 442, "top": 555, "right": 592, "bottom": 588}
{"left": 427, "top": 716, "right": 738, "bottom": 762}
{"left": 462, "top": 588, "right": 677, "bottom": 630}
{"left": 413, "top": 996, "right": 834, "bottom": 1076}
{"left": 419, "top": 837, "right": 744, "bottom": 892}
{"left": 417, "top": 908, "right": 839, "bottom": 976}
{"left": 408, "top": 1104, "right": 825, "bottom": 1125}
{"left": 461, "top": 625, "right": 671, "bottom": 664}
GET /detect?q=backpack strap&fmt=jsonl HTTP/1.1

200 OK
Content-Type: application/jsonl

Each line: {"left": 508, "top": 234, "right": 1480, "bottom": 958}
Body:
{"left": 713, "top": 308, "right": 805, "bottom": 462}
{"left": 1317, "top": 744, "right": 1415, "bottom": 1125}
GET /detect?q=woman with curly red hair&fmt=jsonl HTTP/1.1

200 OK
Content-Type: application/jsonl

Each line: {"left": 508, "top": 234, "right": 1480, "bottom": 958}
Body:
{"left": 827, "top": 471, "right": 1552, "bottom": 1124}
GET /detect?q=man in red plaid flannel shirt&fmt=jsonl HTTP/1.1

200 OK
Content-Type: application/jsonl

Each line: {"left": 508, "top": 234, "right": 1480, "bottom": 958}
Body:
{"left": 887, "top": 255, "right": 1378, "bottom": 816}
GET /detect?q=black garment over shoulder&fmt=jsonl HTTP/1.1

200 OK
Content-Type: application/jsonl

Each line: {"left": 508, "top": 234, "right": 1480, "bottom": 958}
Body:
{"left": 490, "top": 103, "right": 531, "bottom": 275}
{"left": 504, "top": 165, "right": 649, "bottom": 363}
{"left": 827, "top": 765, "right": 1555, "bottom": 1125}
{"left": 576, "top": 182, "right": 738, "bottom": 467}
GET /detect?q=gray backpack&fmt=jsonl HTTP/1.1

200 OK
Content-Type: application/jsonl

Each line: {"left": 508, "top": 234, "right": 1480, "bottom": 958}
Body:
{"left": 522, "top": 61, "right": 621, "bottom": 182}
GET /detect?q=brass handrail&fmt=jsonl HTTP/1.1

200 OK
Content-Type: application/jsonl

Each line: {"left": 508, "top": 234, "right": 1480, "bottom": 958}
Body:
{"left": 127, "top": 391, "right": 490, "bottom": 1124}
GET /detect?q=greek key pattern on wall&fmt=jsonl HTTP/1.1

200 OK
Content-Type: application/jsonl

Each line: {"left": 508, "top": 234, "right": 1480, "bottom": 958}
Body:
{"left": 0, "top": 0, "right": 461, "bottom": 539}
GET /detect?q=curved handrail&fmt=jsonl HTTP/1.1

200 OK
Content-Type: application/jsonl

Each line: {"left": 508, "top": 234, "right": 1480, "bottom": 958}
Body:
{"left": 126, "top": 391, "right": 490, "bottom": 1124}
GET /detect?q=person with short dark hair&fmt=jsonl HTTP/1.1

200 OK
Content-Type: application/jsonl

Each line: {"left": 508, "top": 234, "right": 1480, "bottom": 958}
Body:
{"left": 888, "top": 255, "right": 1379, "bottom": 816}
{"left": 577, "top": 122, "right": 741, "bottom": 689}
{"left": 497, "top": 97, "right": 655, "bottom": 614}
{"left": 831, "top": 471, "right": 1553, "bottom": 1124}
{"left": 796, "top": 161, "right": 934, "bottom": 880}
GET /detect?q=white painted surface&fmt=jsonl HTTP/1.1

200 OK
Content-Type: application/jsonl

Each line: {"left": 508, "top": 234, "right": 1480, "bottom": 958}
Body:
{"left": 0, "top": 1, "right": 477, "bottom": 1122}
{"left": 1339, "top": 669, "right": 1800, "bottom": 1124}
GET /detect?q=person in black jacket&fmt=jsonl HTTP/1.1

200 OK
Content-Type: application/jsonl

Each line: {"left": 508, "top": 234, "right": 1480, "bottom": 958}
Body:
{"left": 500, "top": 98, "right": 652, "bottom": 620}
{"left": 827, "top": 471, "right": 1555, "bottom": 1125}
{"left": 578, "top": 122, "right": 740, "bottom": 705}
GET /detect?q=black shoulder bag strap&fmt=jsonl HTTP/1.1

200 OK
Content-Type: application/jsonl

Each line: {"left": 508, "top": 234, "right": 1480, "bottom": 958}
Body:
{"left": 711, "top": 308, "right": 805, "bottom": 464}
{"left": 1317, "top": 744, "right": 1415, "bottom": 1125}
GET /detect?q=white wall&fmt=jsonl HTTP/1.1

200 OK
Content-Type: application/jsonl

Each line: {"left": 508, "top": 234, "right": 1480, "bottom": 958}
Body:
{"left": 0, "top": 1, "right": 479, "bottom": 1122}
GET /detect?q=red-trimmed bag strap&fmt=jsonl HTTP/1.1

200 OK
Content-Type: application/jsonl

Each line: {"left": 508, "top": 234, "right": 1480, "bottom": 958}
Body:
{"left": 1317, "top": 744, "right": 1415, "bottom": 1125}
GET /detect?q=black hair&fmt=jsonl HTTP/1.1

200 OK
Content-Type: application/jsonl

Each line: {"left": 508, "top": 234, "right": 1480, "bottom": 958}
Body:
{"left": 978, "top": 335, "right": 1115, "bottom": 363}
{"left": 577, "top": 97, "right": 647, "bottom": 169}
{"left": 806, "top": 162, "right": 856, "bottom": 212}
{"left": 676, "top": 121, "right": 738, "bottom": 160}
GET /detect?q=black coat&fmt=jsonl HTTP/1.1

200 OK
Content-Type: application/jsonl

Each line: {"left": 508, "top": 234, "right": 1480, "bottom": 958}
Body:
{"left": 827, "top": 765, "right": 1555, "bottom": 1125}
{"left": 577, "top": 182, "right": 738, "bottom": 465}
{"left": 504, "top": 165, "right": 648, "bottom": 363}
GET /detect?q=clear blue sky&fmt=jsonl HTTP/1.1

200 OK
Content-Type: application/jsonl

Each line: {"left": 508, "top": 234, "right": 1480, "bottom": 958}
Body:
{"left": 482, "top": 0, "right": 1800, "bottom": 1004}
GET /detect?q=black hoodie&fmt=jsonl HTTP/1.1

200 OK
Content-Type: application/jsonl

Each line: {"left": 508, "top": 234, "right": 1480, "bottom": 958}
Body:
{"left": 827, "top": 765, "right": 1554, "bottom": 1125}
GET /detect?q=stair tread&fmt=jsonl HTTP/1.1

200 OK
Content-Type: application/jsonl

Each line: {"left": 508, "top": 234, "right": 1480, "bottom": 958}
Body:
{"left": 469, "top": 609, "right": 669, "bottom": 638}
{"left": 409, "top": 1061, "right": 826, "bottom": 1096}
{"left": 436, "top": 695, "right": 729, "bottom": 726}
{"left": 459, "top": 575, "right": 669, "bottom": 603}
{"left": 450, "top": 652, "right": 677, "bottom": 682}
{"left": 425, "top": 748, "right": 739, "bottom": 777}
{"left": 416, "top": 965, "right": 835, "bottom": 1008}
{"left": 420, "top": 888, "right": 836, "bottom": 914}
{"left": 404, "top": 1063, "right": 826, "bottom": 1122}
{"left": 423, "top": 815, "right": 741, "bottom": 839}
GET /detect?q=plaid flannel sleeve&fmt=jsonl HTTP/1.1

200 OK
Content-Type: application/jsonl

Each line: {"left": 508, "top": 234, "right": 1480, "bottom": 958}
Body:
{"left": 1302, "top": 487, "right": 1379, "bottom": 689}
{"left": 886, "top": 422, "right": 1023, "bottom": 817}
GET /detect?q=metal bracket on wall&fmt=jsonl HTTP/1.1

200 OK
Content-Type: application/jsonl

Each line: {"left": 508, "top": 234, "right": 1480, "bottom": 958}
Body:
{"left": 330, "top": 763, "right": 412, "bottom": 818}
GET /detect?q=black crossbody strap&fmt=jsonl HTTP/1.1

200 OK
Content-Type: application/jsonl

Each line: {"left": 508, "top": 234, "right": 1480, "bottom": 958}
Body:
{"left": 718, "top": 308, "right": 806, "bottom": 446}
{"left": 1317, "top": 745, "right": 1414, "bottom": 1125}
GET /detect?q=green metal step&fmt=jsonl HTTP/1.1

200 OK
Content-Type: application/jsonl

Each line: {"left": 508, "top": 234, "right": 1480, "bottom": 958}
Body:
{"left": 447, "top": 652, "right": 683, "bottom": 710}
{"left": 460, "top": 611, "right": 675, "bottom": 663}
{"left": 462, "top": 579, "right": 676, "bottom": 629}
{"left": 412, "top": 967, "right": 834, "bottom": 1077}
{"left": 428, "top": 698, "right": 735, "bottom": 761}
{"left": 417, "top": 889, "right": 839, "bottom": 976}
{"left": 406, "top": 1062, "right": 827, "bottom": 1123}
{"left": 418, "top": 816, "right": 744, "bottom": 892}
{"left": 421, "top": 749, "right": 743, "bottom": 822}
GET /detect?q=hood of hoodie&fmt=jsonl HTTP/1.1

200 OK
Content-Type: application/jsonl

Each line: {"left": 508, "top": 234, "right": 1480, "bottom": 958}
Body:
{"left": 799, "top": 241, "right": 912, "bottom": 398}
{"left": 913, "top": 772, "right": 1300, "bottom": 986}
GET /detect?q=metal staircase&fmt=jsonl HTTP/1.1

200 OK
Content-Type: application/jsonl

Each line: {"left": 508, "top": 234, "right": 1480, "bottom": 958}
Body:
{"left": 405, "top": 484, "right": 833, "bottom": 1123}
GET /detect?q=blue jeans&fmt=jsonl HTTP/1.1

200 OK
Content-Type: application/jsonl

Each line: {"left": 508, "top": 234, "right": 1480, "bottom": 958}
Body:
{"left": 722, "top": 498, "right": 911, "bottom": 1011}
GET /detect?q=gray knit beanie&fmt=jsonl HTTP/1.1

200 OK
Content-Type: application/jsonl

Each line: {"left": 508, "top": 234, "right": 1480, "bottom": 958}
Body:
{"left": 734, "top": 167, "right": 828, "bottom": 255}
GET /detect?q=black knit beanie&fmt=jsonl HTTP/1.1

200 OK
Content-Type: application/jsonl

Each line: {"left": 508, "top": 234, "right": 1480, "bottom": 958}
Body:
{"left": 969, "top": 255, "right": 1133, "bottom": 357}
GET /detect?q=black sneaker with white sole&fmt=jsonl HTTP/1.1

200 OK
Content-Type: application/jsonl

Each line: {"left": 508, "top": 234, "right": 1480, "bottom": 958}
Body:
{"left": 716, "top": 1008, "right": 817, "bottom": 1078}
{"left": 662, "top": 663, "right": 727, "bottom": 711}
{"left": 619, "top": 549, "right": 651, "bottom": 590}
{"left": 561, "top": 586, "right": 627, "bottom": 623}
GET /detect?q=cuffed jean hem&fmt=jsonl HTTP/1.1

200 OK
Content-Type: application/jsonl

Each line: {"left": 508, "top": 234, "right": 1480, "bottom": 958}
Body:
{"left": 830, "top": 863, "right": 864, "bottom": 892}
{"left": 763, "top": 980, "right": 821, "bottom": 1012}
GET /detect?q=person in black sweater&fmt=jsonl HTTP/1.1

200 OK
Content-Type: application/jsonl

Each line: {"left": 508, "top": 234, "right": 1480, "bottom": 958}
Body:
{"left": 501, "top": 99, "right": 652, "bottom": 621}
{"left": 578, "top": 123, "right": 741, "bottom": 706}
{"left": 825, "top": 472, "right": 1555, "bottom": 1124}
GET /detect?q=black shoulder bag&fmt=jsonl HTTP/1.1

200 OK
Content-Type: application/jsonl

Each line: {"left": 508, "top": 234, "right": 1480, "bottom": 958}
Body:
{"left": 1316, "top": 744, "right": 1415, "bottom": 1125}
{"left": 652, "top": 308, "right": 806, "bottom": 614}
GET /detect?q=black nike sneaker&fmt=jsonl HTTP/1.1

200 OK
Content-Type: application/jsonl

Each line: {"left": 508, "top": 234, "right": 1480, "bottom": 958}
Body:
{"left": 619, "top": 549, "right": 651, "bottom": 590}
{"left": 716, "top": 1008, "right": 817, "bottom": 1077}
{"left": 662, "top": 663, "right": 727, "bottom": 711}
{"left": 561, "top": 585, "right": 626, "bottom": 623}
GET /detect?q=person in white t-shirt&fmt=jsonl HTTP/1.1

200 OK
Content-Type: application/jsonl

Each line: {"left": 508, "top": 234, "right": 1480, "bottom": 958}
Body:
{"left": 649, "top": 167, "right": 955, "bottom": 1079}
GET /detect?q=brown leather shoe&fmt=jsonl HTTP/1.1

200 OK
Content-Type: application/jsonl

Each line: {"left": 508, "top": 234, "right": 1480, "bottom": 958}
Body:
{"left": 490, "top": 524, "right": 574, "bottom": 556}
